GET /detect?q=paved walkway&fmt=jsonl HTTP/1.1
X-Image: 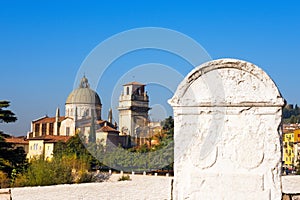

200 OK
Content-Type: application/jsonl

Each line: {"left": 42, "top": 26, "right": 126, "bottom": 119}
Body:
{"left": 11, "top": 174, "right": 173, "bottom": 200}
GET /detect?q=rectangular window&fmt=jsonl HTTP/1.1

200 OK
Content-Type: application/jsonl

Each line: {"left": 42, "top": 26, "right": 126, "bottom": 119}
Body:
{"left": 49, "top": 123, "right": 54, "bottom": 135}
{"left": 42, "top": 123, "right": 47, "bottom": 135}
{"left": 66, "top": 127, "right": 70, "bottom": 136}
{"left": 35, "top": 124, "right": 40, "bottom": 135}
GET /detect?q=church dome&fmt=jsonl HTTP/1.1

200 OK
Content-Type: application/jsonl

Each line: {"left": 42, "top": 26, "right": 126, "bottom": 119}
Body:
{"left": 66, "top": 76, "right": 101, "bottom": 105}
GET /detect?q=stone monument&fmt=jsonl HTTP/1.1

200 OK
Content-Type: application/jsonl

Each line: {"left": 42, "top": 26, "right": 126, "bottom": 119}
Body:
{"left": 169, "top": 59, "right": 285, "bottom": 199}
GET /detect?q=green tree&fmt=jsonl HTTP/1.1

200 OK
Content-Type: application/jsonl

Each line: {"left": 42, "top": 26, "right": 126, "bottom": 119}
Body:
{"left": 290, "top": 115, "right": 297, "bottom": 124}
{"left": 0, "top": 101, "right": 27, "bottom": 187}
{"left": 54, "top": 133, "right": 102, "bottom": 171}
{"left": 65, "top": 133, "right": 89, "bottom": 156}
{"left": 0, "top": 101, "right": 17, "bottom": 123}
{"left": 162, "top": 116, "right": 174, "bottom": 138}
{"left": 162, "top": 116, "right": 174, "bottom": 131}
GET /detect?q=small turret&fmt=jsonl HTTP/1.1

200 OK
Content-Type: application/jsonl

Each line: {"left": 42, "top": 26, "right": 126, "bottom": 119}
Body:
{"left": 54, "top": 107, "right": 60, "bottom": 136}
{"left": 108, "top": 108, "right": 113, "bottom": 124}
{"left": 55, "top": 107, "right": 60, "bottom": 123}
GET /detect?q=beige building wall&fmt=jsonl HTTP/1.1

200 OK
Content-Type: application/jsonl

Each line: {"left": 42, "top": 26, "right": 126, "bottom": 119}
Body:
{"left": 27, "top": 140, "right": 44, "bottom": 160}
{"left": 60, "top": 118, "right": 76, "bottom": 136}
{"left": 44, "top": 143, "right": 54, "bottom": 160}
{"left": 96, "top": 132, "right": 108, "bottom": 146}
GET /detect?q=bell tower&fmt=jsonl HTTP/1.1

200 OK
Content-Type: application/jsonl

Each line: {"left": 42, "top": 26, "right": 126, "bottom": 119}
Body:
{"left": 118, "top": 82, "right": 150, "bottom": 144}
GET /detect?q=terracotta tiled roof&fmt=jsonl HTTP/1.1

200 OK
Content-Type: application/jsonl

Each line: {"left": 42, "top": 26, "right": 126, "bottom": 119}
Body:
{"left": 0, "top": 132, "right": 11, "bottom": 138}
{"left": 33, "top": 116, "right": 66, "bottom": 123}
{"left": 123, "top": 81, "right": 145, "bottom": 86}
{"left": 282, "top": 124, "right": 300, "bottom": 134}
{"left": 5, "top": 136, "right": 29, "bottom": 144}
{"left": 283, "top": 129, "right": 293, "bottom": 134}
{"left": 28, "top": 135, "right": 71, "bottom": 143}
{"left": 97, "top": 126, "right": 119, "bottom": 133}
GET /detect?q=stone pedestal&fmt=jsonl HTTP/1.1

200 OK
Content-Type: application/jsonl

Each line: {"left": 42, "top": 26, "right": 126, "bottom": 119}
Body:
{"left": 169, "top": 59, "right": 285, "bottom": 200}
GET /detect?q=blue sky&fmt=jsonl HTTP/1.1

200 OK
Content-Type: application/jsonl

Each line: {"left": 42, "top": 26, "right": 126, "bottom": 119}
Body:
{"left": 1, "top": 1, "right": 300, "bottom": 136}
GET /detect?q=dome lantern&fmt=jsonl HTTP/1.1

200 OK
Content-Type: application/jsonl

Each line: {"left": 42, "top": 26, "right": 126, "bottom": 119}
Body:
{"left": 79, "top": 75, "right": 90, "bottom": 88}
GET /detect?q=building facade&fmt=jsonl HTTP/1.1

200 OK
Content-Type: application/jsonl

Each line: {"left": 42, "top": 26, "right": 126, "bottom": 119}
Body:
{"left": 26, "top": 135, "right": 71, "bottom": 160}
{"left": 26, "top": 76, "right": 129, "bottom": 160}
{"left": 282, "top": 129, "right": 300, "bottom": 170}
{"left": 118, "top": 82, "right": 151, "bottom": 146}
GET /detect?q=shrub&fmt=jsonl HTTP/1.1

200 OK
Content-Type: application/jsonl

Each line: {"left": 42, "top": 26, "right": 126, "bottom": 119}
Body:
{"left": 0, "top": 171, "right": 10, "bottom": 188}
{"left": 93, "top": 173, "right": 111, "bottom": 182}
{"left": 118, "top": 175, "right": 131, "bottom": 181}
{"left": 76, "top": 171, "right": 94, "bottom": 183}
{"left": 13, "top": 157, "right": 73, "bottom": 187}
{"left": 12, "top": 173, "right": 28, "bottom": 187}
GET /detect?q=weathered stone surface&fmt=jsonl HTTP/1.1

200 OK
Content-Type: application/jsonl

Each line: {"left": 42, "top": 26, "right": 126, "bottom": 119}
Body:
{"left": 292, "top": 196, "right": 300, "bottom": 200}
{"left": 169, "top": 59, "right": 285, "bottom": 200}
{"left": 11, "top": 174, "right": 172, "bottom": 200}
{"left": 282, "top": 176, "right": 300, "bottom": 194}
{"left": 0, "top": 189, "right": 11, "bottom": 200}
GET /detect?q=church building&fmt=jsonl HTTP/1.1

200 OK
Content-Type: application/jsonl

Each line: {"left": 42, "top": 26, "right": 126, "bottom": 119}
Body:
{"left": 27, "top": 76, "right": 129, "bottom": 160}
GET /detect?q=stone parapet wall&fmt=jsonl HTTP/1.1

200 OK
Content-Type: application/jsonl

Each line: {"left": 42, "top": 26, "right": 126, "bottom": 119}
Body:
{"left": 2, "top": 175, "right": 300, "bottom": 199}
{"left": 9, "top": 174, "right": 172, "bottom": 200}
{"left": 282, "top": 176, "right": 300, "bottom": 200}
{"left": 0, "top": 189, "right": 11, "bottom": 200}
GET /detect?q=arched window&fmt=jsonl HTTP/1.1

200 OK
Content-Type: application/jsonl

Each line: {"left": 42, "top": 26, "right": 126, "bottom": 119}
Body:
{"left": 126, "top": 87, "right": 129, "bottom": 95}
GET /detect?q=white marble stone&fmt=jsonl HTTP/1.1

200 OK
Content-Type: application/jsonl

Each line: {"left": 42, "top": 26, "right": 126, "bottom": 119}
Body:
{"left": 0, "top": 189, "right": 11, "bottom": 200}
{"left": 169, "top": 58, "right": 285, "bottom": 200}
{"left": 282, "top": 175, "right": 300, "bottom": 194}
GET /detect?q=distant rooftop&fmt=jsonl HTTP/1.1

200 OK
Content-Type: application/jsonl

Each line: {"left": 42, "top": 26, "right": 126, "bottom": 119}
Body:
{"left": 123, "top": 82, "right": 145, "bottom": 86}
{"left": 27, "top": 135, "right": 71, "bottom": 143}
{"left": 32, "top": 116, "right": 67, "bottom": 123}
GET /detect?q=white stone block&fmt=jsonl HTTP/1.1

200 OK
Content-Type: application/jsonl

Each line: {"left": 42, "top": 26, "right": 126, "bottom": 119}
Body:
{"left": 282, "top": 176, "right": 300, "bottom": 194}
{"left": 169, "top": 59, "right": 285, "bottom": 200}
{"left": 0, "top": 189, "right": 11, "bottom": 200}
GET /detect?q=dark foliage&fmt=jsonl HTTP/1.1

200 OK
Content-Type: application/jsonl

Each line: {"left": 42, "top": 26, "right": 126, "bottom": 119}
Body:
{"left": 0, "top": 101, "right": 17, "bottom": 123}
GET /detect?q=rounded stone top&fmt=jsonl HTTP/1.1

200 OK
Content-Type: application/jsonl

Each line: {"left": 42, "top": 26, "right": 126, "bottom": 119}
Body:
{"left": 66, "top": 76, "right": 101, "bottom": 105}
{"left": 169, "top": 58, "right": 285, "bottom": 107}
